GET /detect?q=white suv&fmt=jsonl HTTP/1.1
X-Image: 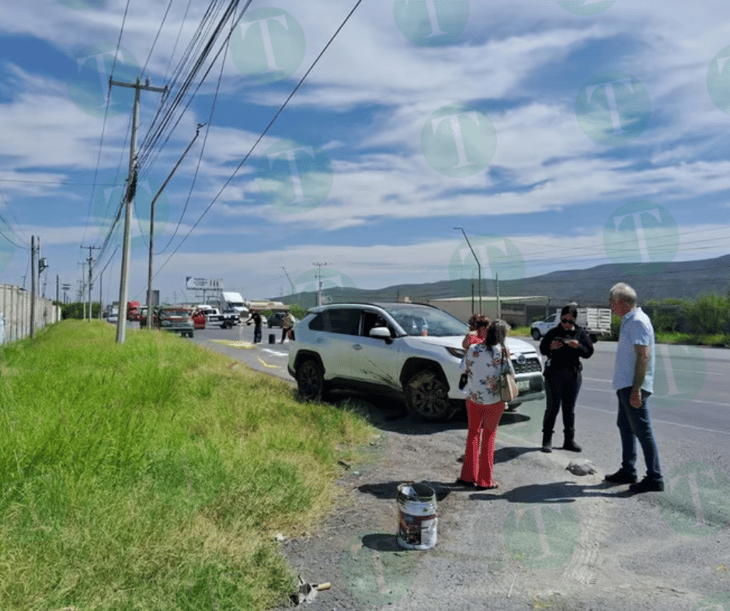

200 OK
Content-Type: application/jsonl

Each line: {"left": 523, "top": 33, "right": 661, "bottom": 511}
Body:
{"left": 287, "top": 302, "right": 545, "bottom": 421}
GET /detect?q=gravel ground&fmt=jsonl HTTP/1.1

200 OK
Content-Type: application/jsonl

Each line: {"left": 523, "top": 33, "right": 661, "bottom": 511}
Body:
{"left": 268, "top": 395, "right": 730, "bottom": 611}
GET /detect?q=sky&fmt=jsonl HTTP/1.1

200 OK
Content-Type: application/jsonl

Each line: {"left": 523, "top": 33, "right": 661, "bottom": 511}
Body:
{"left": 1, "top": 0, "right": 730, "bottom": 305}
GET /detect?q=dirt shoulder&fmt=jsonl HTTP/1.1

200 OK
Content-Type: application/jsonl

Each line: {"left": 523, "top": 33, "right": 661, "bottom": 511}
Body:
{"left": 271, "top": 396, "right": 730, "bottom": 611}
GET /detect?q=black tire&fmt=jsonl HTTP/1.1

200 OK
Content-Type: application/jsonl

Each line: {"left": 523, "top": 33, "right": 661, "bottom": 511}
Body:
{"left": 531, "top": 328, "right": 541, "bottom": 341}
{"left": 296, "top": 359, "right": 325, "bottom": 402}
{"left": 505, "top": 401, "right": 521, "bottom": 413}
{"left": 405, "top": 370, "right": 455, "bottom": 421}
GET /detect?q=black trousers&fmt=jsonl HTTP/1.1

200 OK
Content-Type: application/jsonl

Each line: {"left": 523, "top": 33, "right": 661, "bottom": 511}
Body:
{"left": 542, "top": 368, "right": 582, "bottom": 440}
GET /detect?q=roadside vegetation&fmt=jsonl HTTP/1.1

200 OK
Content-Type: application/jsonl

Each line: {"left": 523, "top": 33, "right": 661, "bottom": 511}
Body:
{"left": 516, "top": 293, "right": 730, "bottom": 347}
{"left": 0, "top": 320, "right": 374, "bottom": 610}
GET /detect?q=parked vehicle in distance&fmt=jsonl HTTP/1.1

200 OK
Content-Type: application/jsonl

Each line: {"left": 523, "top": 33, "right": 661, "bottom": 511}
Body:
{"left": 206, "top": 307, "right": 240, "bottom": 329}
{"left": 288, "top": 302, "right": 545, "bottom": 421}
{"left": 156, "top": 306, "right": 194, "bottom": 338}
{"left": 267, "top": 310, "right": 296, "bottom": 328}
{"left": 107, "top": 307, "right": 119, "bottom": 324}
{"left": 192, "top": 309, "right": 206, "bottom": 329}
{"left": 531, "top": 307, "right": 612, "bottom": 343}
{"left": 221, "top": 291, "right": 248, "bottom": 319}
{"left": 127, "top": 300, "right": 140, "bottom": 321}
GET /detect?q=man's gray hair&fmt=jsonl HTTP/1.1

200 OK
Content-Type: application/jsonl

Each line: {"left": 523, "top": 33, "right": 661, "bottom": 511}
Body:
{"left": 610, "top": 282, "right": 637, "bottom": 305}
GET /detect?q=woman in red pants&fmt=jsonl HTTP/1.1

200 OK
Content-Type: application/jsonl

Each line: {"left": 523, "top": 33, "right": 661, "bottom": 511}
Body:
{"left": 457, "top": 319, "right": 513, "bottom": 490}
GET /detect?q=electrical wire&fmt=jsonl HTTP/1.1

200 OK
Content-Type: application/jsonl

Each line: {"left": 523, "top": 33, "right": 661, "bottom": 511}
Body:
{"left": 138, "top": 0, "right": 240, "bottom": 175}
{"left": 141, "top": 0, "right": 176, "bottom": 78}
{"left": 153, "top": 0, "right": 365, "bottom": 281}
{"left": 79, "top": 0, "right": 133, "bottom": 250}
{"left": 155, "top": 2, "right": 237, "bottom": 256}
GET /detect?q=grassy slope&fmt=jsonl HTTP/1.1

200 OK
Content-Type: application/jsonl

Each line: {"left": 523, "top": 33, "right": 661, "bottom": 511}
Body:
{"left": 0, "top": 321, "right": 374, "bottom": 611}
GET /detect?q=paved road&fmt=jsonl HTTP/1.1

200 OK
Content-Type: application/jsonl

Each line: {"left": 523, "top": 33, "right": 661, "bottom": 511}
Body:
{"left": 195, "top": 326, "right": 730, "bottom": 459}
{"left": 192, "top": 327, "right": 730, "bottom": 610}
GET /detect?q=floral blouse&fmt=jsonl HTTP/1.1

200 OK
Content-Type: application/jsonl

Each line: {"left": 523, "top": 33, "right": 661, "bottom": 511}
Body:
{"left": 459, "top": 343, "right": 514, "bottom": 405}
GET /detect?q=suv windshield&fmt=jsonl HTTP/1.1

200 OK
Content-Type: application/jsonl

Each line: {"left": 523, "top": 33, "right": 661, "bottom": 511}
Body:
{"left": 381, "top": 304, "right": 468, "bottom": 337}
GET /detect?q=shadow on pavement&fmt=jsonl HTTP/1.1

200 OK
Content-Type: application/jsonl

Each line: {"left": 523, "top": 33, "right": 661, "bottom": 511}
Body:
{"left": 483, "top": 480, "right": 634, "bottom": 503}
{"left": 358, "top": 480, "right": 458, "bottom": 503}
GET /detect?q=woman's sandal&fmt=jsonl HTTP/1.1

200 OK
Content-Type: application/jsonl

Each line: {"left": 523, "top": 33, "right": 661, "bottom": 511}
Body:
{"left": 475, "top": 482, "right": 499, "bottom": 490}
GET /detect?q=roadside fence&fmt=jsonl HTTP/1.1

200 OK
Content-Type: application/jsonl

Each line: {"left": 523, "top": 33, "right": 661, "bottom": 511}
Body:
{"left": 0, "top": 282, "right": 62, "bottom": 345}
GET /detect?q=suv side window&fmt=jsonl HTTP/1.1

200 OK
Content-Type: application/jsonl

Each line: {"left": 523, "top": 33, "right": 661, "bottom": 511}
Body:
{"left": 308, "top": 308, "right": 362, "bottom": 335}
{"left": 362, "top": 311, "right": 391, "bottom": 337}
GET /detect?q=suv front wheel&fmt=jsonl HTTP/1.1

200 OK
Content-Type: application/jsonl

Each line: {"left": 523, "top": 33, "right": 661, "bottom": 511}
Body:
{"left": 296, "top": 359, "right": 325, "bottom": 402}
{"left": 405, "top": 371, "right": 454, "bottom": 421}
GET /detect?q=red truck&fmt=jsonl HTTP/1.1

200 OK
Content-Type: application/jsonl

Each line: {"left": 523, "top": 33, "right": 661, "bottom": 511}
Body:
{"left": 127, "top": 301, "right": 140, "bottom": 321}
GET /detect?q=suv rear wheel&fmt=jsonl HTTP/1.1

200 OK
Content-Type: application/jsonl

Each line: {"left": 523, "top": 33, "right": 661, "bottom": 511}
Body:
{"left": 531, "top": 328, "right": 541, "bottom": 340}
{"left": 296, "top": 359, "right": 325, "bottom": 401}
{"left": 405, "top": 371, "right": 454, "bottom": 421}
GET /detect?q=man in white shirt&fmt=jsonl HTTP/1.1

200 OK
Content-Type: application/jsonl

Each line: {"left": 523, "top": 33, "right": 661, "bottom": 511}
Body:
{"left": 605, "top": 282, "right": 664, "bottom": 493}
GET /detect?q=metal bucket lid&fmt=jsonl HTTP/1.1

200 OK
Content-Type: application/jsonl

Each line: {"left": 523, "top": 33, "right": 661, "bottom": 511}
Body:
{"left": 397, "top": 482, "right": 435, "bottom": 503}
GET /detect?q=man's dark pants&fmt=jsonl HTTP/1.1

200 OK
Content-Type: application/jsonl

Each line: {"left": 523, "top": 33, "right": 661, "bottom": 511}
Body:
{"left": 615, "top": 387, "right": 663, "bottom": 482}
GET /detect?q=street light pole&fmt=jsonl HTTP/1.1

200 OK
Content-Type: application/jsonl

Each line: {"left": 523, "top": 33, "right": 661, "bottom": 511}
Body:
{"left": 454, "top": 227, "right": 481, "bottom": 315}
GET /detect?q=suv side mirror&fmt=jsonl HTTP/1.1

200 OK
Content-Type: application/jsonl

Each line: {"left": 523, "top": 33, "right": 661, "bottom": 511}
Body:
{"left": 369, "top": 327, "right": 393, "bottom": 343}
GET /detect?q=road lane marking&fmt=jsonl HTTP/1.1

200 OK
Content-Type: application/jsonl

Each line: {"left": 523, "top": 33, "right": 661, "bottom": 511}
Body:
{"left": 256, "top": 356, "right": 279, "bottom": 369}
{"left": 579, "top": 405, "right": 730, "bottom": 436}
{"left": 582, "top": 386, "right": 730, "bottom": 409}
{"left": 211, "top": 340, "right": 255, "bottom": 349}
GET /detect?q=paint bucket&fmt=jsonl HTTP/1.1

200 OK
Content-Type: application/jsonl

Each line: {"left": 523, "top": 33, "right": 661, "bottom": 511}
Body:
{"left": 268, "top": 333, "right": 276, "bottom": 344}
{"left": 396, "top": 483, "right": 437, "bottom": 550}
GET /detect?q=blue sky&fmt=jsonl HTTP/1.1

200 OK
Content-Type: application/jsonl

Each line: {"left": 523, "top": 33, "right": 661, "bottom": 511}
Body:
{"left": 1, "top": 0, "right": 730, "bottom": 304}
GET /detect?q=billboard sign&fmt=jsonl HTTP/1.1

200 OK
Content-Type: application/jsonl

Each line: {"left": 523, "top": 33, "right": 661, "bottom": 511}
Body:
{"left": 186, "top": 277, "right": 223, "bottom": 291}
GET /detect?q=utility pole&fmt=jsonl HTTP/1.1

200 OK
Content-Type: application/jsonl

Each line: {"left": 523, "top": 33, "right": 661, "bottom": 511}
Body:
{"left": 110, "top": 76, "right": 167, "bottom": 343}
{"left": 30, "top": 236, "right": 37, "bottom": 338}
{"left": 313, "top": 262, "right": 328, "bottom": 307}
{"left": 82, "top": 245, "right": 100, "bottom": 322}
{"left": 455, "top": 227, "right": 482, "bottom": 315}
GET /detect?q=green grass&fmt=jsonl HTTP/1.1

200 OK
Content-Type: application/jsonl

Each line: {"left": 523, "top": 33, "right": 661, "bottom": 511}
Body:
{"left": 654, "top": 332, "right": 730, "bottom": 346}
{"left": 0, "top": 321, "right": 375, "bottom": 610}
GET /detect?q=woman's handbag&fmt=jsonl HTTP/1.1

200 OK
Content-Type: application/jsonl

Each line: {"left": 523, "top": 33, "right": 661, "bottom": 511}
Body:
{"left": 498, "top": 348, "right": 519, "bottom": 402}
{"left": 458, "top": 373, "right": 468, "bottom": 390}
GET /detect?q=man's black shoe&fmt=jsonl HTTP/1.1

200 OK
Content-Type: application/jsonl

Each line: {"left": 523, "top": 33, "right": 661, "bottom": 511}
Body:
{"left": 562, "top": 440, "right": 582, "bottom": 452}
{"left": 629, "top": 478, "right": 664, "bottom": 493}
{"left": 604, "top": 470, "right": 638, "bottom": 484}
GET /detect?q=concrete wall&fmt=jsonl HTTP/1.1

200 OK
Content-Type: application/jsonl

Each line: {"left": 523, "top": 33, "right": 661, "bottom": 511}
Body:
{"left": 0, "top": 283, "right": 61, "bottom": 345}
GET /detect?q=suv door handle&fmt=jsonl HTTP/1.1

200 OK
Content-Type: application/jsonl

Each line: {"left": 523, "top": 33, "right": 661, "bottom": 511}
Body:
{"left": 351, "top": 344, "right": 363, "bottom": 350}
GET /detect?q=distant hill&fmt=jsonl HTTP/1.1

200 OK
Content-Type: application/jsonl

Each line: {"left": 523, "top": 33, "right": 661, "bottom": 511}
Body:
{"left": 275, "top": 254, "right": 730, "bottom": 308}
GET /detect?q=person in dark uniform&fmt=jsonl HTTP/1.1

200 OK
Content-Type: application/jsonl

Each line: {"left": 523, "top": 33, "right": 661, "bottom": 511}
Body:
{"left": 539, "top": 304, "right": 594, "bottom": 453}
{"left": 246, "top": 309, "right": 262, "bottom": 344}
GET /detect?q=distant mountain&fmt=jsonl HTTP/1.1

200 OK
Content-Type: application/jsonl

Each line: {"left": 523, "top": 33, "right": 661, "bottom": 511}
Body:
{"left": 275, "top": 254, "right": 730, "bottom": 308}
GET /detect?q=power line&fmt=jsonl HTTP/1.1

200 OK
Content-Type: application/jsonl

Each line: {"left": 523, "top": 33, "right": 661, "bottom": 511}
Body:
{"left": 153, "top": 0, "right": 365, "bottom": 281}
{"left": 80, "top": 0, "right": 133, "bottom": 251}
